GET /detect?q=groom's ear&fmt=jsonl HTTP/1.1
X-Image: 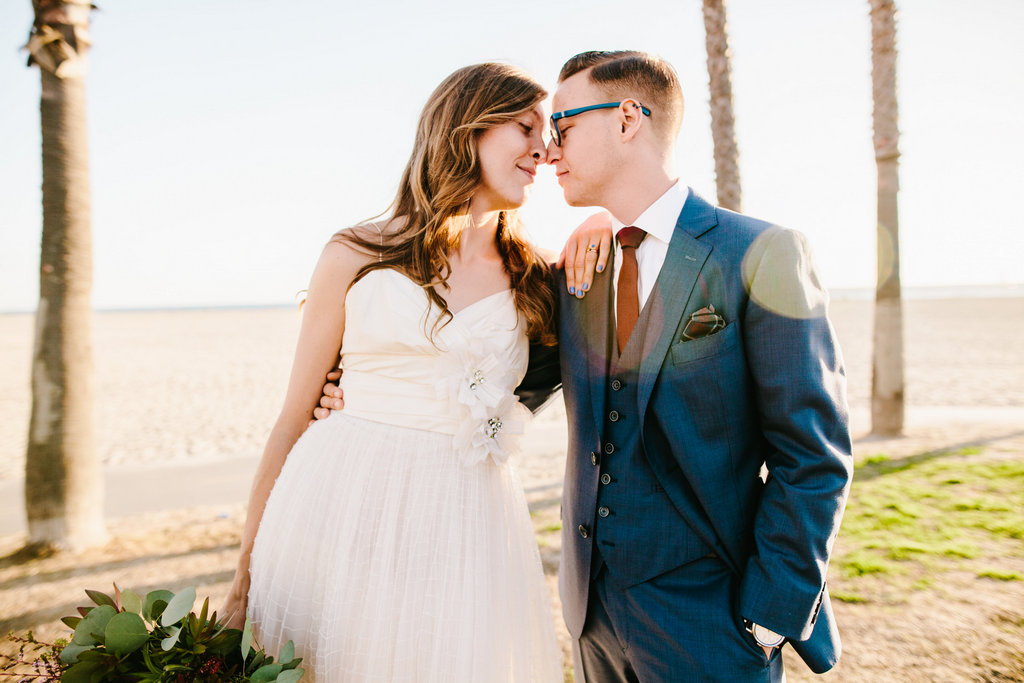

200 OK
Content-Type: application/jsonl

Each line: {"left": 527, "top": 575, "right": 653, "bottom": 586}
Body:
{"left": 618, "top": 100, "right": 644, "bottom": 143}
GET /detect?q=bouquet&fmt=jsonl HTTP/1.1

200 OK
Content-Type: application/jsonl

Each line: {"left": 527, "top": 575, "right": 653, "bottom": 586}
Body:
{"left": 1, "top": 585, "right": 304, "bottom": 682}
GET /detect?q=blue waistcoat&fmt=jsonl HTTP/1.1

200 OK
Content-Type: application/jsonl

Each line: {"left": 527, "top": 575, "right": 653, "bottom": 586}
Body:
{"left": 590, "top": 308, "right": 711, "bottom": 585}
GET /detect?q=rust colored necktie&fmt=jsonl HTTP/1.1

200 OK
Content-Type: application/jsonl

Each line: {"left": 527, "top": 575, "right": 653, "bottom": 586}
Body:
{"left": 616, "top": 226, "right": 647, "bottom": 352}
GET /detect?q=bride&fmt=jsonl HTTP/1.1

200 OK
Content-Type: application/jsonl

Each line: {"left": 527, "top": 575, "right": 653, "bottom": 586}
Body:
{"left": 222, "top": 63, "right": 603, "bottom": 681}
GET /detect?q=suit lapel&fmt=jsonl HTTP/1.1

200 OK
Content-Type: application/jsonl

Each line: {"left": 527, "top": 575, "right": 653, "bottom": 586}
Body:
{"left": 636, "top": 190, "right": 719, "bottom": 420}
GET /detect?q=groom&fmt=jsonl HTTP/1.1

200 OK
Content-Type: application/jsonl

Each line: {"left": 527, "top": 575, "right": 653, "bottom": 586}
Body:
{"left": 544, "top": 51, "right": 853, "bottom": 681}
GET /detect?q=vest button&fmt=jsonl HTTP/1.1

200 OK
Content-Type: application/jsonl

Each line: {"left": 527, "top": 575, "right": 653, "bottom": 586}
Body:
{"left": 611, "top": 379, "right": 622, "bottom": 391}
{"left": 604, "top": 443, "right": 615, "bottom": 455}
{"left": 600, "top": 473, "right": 612, "bottom": 485}
{"left": 578, "top": 524, "right": 589, "bottom": 539}
{"left": 590, "top": 452, "right": 600, "bottom": 466}
{"left": 608, "top": 410, "right": 620, "bottom": 422}
{"left": 598, "top": 506, "right": 610, "bottom": 518}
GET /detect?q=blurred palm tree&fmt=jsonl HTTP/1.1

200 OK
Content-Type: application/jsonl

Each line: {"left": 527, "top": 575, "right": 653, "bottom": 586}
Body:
{"left": 22, "top": 0, "right": 106, "bottom": 552}
{"left": 869, "top": 0, "right": 905, "bottom": 435}
{"left": 702, "top": 0, "right": 742, "bottom": 211}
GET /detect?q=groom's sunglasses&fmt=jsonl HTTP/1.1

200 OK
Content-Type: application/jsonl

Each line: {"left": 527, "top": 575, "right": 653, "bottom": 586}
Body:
{"left": 549, "top": 100, "right": 652, "bottom": 147}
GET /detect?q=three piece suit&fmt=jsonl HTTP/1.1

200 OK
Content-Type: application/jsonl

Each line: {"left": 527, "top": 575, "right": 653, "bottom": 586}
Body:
{"left": 523, "top": 186, "right": 853, "bottom": 681}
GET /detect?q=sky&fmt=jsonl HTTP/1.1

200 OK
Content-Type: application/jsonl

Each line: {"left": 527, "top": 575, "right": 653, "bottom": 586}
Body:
{"left": 1, "top": 0, "right": 1022, "bottom": 311}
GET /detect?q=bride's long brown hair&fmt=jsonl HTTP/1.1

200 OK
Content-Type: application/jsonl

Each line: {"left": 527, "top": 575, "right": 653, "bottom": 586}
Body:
{"left": 337, "top": 63, "right": 556, "bottom": 345}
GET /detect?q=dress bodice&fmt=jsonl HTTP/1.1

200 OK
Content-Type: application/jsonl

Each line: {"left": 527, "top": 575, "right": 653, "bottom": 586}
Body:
{"left": 338, "top": 268, "right": 531, "bottom": 465}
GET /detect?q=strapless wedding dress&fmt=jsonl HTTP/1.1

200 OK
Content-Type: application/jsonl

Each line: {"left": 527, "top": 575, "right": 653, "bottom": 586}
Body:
{"left": 248, "top": 268, "right": 562, "bottom": 682}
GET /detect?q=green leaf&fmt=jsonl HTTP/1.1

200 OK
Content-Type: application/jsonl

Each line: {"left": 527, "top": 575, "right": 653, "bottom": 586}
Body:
{"left": 104, "top": 612, "right": 149, "bottom": 656}
{"left": 60, "top": 660, "right": 106, "bottom": 683}
{"left": 240, "top": 617, "right": 253, "bottom": 659}
{"left": 278, "top": 639, "right": 295, "bottom": 665}
{"left": 160, "top": 586, "right": 197, "bottom": 626}
{"left": 58, "top": 642, "right": 91, "bottom": 665}
{"left": 199, "top": 597, "right": 210, "bottom": 621}
{"left": 142, "top": 590, "right": 174, "bottom": 622}
{"left": 72, "top": 604, "right": 116, "bottom": 645}
{"left": 160, "top": 625, "right": 181, "bottom": 651}
{"left": 84, "top": 589, "right": 117, "bottom": 609}
{"left": 249, "top": 650, "right": 267, "bottom": 671}
{"left": 276, "top": 669, "right": 304, "bottom": 683}
{"left": 251, "top": 663, "right": 283, "bottom": 682}
{"left": 61, "top": 615, "right": 83, "bottom": 629}
{"left": 121, "top": 588, "right": 143, "bottom": 614}
{"left": 142, "top": 589, "right": 174, "bottom": 626}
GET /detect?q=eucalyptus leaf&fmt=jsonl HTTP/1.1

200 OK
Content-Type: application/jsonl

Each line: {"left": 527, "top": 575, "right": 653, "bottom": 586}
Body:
{"left": 60, "top": 660, "right": 106, "bottom": 683}
{"left": 71, "top": 604, "right": 115, "bottom": 645}
{"left": 121, "top": 588, "right": 143, "bottom": 614}
{"left": 276, "top": 669, "right": 304, "bottom": 683}
{"left": 58, "top": 642, "right": 91, "bottom": 665}
{"left": 61, "top": 615, "right": 82, "bottom": 629}
{"left": 278, "top": 639, "right": 295, "bottom": 665}
{"left": 160, "top": 625, "right": 181, "bottom": 651}
{"left": 160, "top": 586, "right": 197, "bottom": 626}
{"left": 105, "top": 611, "right": 149, "bottom": 656}
{"left": 241, "top": 616, "right": 253, "bottom": 659}
{"left": 251, "top": 663, "right": 283, "bottom": 682}
{"left": 142, "top": 590, "right": 174, "bottom": 622}
{"left": 84, "top": 588, "right": 117, "bottom": 609}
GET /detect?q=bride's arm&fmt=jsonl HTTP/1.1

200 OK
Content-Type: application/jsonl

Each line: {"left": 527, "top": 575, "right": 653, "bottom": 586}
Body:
{"left": 223, "top": 239, "right": 366, "bottom": 627}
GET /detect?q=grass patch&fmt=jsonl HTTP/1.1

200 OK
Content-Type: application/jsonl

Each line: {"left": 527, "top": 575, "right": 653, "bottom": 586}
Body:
{"left": 831, "top": 591, "right": 869, "bottom": 604}
{"left": 978, "top": 570, "right": 1022, "bottom": 581}
{"left": 838, "top": 550, "right": 904, "bottom": 577}
{"left": 835, "top": 446, "right": 1024, "bottom": 593}
{"left": 539, "top": 522, "right": 562, "bottom": 533}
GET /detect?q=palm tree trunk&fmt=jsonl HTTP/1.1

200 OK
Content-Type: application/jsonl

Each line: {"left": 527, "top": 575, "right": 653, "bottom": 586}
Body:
{"left": 869, "top": 0, "right": 905, "bottom": 436}
{"left": 24, "top": 0, "right": 106, "bottom": 550}
{"left": 702, "top": 0, "right": 742, "bottom": 212}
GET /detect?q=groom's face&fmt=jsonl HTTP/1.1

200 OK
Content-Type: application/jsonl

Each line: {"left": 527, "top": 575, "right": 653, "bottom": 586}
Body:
{"left": 546, "top": 70, "right": 620, "bottom": 208}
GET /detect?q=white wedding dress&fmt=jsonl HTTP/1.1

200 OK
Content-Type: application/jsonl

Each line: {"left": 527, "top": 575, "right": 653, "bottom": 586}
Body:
{"left": 248, "top": 268, "right": 562, "bottom": 682}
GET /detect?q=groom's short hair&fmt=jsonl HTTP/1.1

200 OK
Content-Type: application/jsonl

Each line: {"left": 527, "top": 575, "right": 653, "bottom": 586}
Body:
{"left": 559, "top": 50, "right": 684, "bottom": 144}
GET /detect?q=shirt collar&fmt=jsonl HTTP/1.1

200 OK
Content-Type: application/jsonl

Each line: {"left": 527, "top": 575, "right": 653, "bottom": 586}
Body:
{"left": 610, "top": 180, "right": 687, "bottom": 245}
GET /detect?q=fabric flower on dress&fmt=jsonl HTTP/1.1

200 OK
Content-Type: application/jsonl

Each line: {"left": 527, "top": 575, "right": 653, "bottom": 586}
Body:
{"left": 453, "top": 392, "right": 531, "bottom": 467}
{"left": 436, "top": 339, "right": 516, "bottom": 410}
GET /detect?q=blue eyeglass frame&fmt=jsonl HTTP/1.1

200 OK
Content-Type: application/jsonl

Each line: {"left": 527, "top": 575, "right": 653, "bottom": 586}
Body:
{"left": 549, "top": 100, "right": 652, "bottom": 146}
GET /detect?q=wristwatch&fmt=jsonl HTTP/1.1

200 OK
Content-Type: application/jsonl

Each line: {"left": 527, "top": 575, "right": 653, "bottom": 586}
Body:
{"left": 743, "top": 619, "right": 785, "bottom": 648}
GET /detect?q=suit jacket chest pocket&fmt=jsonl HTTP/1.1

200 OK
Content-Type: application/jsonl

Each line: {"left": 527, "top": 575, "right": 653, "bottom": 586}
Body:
{"left": 670, "top": 321, "right": 738, "bottom": 366}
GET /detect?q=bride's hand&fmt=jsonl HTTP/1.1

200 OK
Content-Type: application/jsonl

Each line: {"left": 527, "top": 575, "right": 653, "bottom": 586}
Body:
{"left": 556, "top": 211, "right": 612, "bottom": 298}
{"left": 309, "top": 369, "right": 344, "bottom": 425}
{"left": 221, "top": 596, "right": 247, "bottom": 630}
{"left": 221, "top": 577, "right": 249, "bottom": 630}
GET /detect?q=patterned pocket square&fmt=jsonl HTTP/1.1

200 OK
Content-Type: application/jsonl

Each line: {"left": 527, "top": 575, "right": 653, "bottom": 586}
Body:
{"left": 682, "top": 304, "right": 726, "bottom": 340}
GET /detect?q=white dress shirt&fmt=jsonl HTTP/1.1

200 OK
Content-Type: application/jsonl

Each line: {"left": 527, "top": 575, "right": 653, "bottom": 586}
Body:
{"left": 611, "top": 181, "right": 688, "bottom": 314}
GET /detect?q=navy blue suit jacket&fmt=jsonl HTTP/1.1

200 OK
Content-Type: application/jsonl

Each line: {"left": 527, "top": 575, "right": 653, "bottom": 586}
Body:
{"left": 529, "top": 189, "right": 853, "bottom": 674}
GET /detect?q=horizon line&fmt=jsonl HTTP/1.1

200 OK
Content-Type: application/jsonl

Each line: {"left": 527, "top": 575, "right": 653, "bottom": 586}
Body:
{"left": 2, "top": 283, "right": 1023, "bottom": 316}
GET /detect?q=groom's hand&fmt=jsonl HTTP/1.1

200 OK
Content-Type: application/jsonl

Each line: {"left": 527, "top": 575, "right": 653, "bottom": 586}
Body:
{"left": 309, "top": 369, "right": 343, "bottom": 425}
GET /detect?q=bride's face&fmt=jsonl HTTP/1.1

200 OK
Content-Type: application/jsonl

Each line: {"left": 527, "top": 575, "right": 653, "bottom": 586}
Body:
{"left": 472, "top": 104, "right": 548, "bottom": 212}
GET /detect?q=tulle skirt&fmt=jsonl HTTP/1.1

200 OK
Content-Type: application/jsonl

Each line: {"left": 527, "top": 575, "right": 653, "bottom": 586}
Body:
{"left": 248, "top": 411, "right": 562, "bottom": 682}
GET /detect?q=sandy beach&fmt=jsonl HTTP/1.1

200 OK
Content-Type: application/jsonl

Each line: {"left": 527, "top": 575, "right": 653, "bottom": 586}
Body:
{"left": 1, "top": 295, "right": 1023, "bottom": 681}
{"left": 3, "top": 297, "right": 1022, "bottom": 481}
